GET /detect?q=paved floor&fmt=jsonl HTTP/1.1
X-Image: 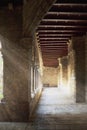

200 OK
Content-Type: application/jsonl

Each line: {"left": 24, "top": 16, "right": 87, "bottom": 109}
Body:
{"left": 0, "top": 87, "right": 87, "bottom": 130}
{"left": 32, "top": 87, "right": 87, "bottom": 130}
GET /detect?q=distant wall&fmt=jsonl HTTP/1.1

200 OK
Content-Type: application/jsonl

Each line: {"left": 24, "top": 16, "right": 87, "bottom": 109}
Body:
{"left": 42, "top": 67, "right": 58, "bottom": 87}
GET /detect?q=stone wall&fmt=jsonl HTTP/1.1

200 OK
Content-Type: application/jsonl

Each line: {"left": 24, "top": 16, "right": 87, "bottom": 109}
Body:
{"left": 42, "top": 67, "right": 58, "bottom": 87}
{"left": 29, "top": 35, "right": 43, "bottom": 119}
{"left": 0, "top": 7, "right": 43, "bottom": 122}
{"left": 0, "top": 7, "right": 29, "bottom": 122}
{"left": 0, "top": 36, "right": 30, "bottom": 122}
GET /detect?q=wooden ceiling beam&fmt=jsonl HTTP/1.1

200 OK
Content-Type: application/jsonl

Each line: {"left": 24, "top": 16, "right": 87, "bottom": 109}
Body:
{"left": 43, "top": 63, "right": 58, "bottom": 65}
{"left": 42, "top": 53, "right": 67, "bottom": 55}
{"left": 51, "top": 3, "right": 87, "bottom": 12}
{"left": 38, "top": 32, "right": 85, "bottom": 35}
{"left": 39, "top": 37, "right": 69, "bottom": 40}
{"left": 39, "top": 40, "right": 68, "bottom": 42}
{"left": 44, "top": 65, "right": 58, "bottom": 67}
{"left": 43, "top": 59, "right": 58, "bottom": 61}
{"left": 40, "top": 44, "right": 67, "bottom": 46}
{"left": 41, "top": 46, "right": 67, "bottom": 50}
{"left": 39, "top": 36, "right": 71, "bottom": 39}
{"left": 38, "top": 30, "right": 86, "bottom": 33}
{"left": 40, "top": 40, "right": 68, "bottom": 43}
{"left": 41, "top": 48, "right": 67, "bottom": 49}
{"left": 42, "top": 54, "right": 59, "bottom": 56}
{"left": 40, "top": 46, "right": 67, "bottom": 48}
{"left": 47, "top": 12, "right": 87, "bottom": 16}
{"left": 42, "top": 57, "right": 59, "bottom": 59}
{"left": 42, "top": 19, "right": 87, "bottom": 22}
{"left": 41, "top": 45, "right": 67, "bottom": 46}
{"left": 42, "top": 50, "right": 68, "bottom": 55}
{"left": 44, "top": 12, "right": 87, "bottom": 20}
{"left": 38, "top": 34, "right": 72, "bottom": 37}
{"left": 40, "top": 45, "right": 68, "bottom": 48}
{"left": 42, "top": 52, "right": 67, "bottom": 54}
{"left": 42, "top": 57, "right": 58, "bottom": 59}
{"left": 38, "top": 25, "right": 87, "bottom": 30}
{"left": 53, "top": 3, "right": 87, "bottom": 6}
{"left": 39, "top": 25, "right": 87, "bottom": 28}
{"left": 43, "top": 60, "right": 58, "bottom": 62}
{"left": 40, "top": 19, "right": 87, "bottom": 26}
{"left": 39, "top": 42, "right": 67, "bottom": 46}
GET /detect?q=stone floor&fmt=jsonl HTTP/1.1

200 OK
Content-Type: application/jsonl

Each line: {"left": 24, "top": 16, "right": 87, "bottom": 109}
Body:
{"left": 0, "top": 87, "right": 87, "bottom": 130}
{"left": 31, "top": 87, "right": 87, "bottom": 130}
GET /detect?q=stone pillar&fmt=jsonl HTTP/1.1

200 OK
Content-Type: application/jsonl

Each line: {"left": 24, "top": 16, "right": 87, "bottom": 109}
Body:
{"left": 85, "top": 34, "right": 87, "bottom": 102}
{"left": 1, "top": 37, "right": 32, "bottom": 122}
{"left": 57, "top": 65, "right": 60, "bottom": 87}
{"left": 68, "top": 42, "right": 76, "bottom": 99}
{"left": 58, "top": 57, "right": 68, "bottom": 89}
{"left": 58, "top": 58, "right": 63, "bottom": 88}
{"left": 60, "top": 56, "right": 68, "bottom": 88}
{"left": 72, "top": 36, "right": 86, "bottom": 103}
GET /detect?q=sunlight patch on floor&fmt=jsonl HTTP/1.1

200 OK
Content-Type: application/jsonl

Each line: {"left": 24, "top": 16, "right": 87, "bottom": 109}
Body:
{"left": 39, "top": 87, "right": 75, "bottom": 105}
{"left": 36, "top": 87, "right": 87, "bottom": 115}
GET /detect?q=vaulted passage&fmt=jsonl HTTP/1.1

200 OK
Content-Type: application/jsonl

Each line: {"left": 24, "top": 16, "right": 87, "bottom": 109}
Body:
{"left": 0, "top": 0, "right": 87, "bottom": 129}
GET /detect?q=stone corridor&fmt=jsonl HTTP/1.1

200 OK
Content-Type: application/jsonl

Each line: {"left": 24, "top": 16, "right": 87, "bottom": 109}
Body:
{"left": 0, "top": 0, "right": 87, "bottom": 129}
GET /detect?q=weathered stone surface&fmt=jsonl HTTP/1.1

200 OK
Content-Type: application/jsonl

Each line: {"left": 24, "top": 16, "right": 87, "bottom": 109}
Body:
{"left": 58, "top": 42, "right": 76, "bottom": 100}
{"left": 23, "top": 0, "right": 56, "bottom": 36}
{"left": 0, "top": 36, "right": 32, "bottom": 122}
{"left": 68, "top": 47, "right": 76, "bottom": 100}
{"left": 59, "top": 56, "right": 68, "bottom": 88}
{"left": 42, "top": 67, "right": 58, "bottom": 87}
{"left": 0, "top": 8, "right": 22, "bottom": 42}
{"left": 72, "top": 36, "right": 86, "bottom": 103}
{"left": 0, "top": 7, "right": 43, "bottom": 122}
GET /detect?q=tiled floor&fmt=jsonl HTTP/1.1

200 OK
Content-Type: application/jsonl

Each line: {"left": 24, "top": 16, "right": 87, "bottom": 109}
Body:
{"left": 0, "top": 87, "right": 87, "bottom": 130}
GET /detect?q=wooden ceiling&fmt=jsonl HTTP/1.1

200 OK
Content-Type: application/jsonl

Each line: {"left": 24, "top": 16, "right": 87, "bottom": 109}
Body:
{"left": 36, "top": 0, "right": 87, "bottom": 67}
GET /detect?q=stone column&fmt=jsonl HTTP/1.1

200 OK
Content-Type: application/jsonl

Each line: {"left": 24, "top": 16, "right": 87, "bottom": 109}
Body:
{"left": 58, "top": 58, "right": 62, "bottom": 88}
{"left": 2, "top": 37, "right": 32, "bottom": 122}
{"left": 85, "top": 34, "right": 87, "bottom": 102}
{"left": 72, "top": 36, "right": 86, "bottom": 103}
{"left": 68, "top": 42, "right": 76, "bottom": 99}
{"left": 58, "top": 57, "right": 68, "bottom": 89}
{"left": 60, "top": 56, "right": 68, "bottom": 88}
